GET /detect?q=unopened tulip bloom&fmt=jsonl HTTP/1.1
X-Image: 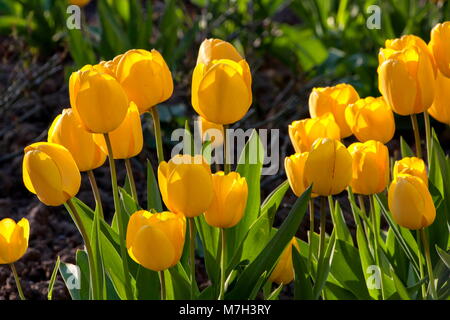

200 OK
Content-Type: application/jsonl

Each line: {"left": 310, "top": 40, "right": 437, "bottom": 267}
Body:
{"left": 158, "top": 155, "right": 213, "bottom": 217}
{"left": 348, "top": 141, "right": 389, "bottom": 195}
{"left": 289, "top": 113, "right": 340, "bottom": 153}
{"left": 192, "top": 39, "right": 252, "bottom": 125}
{"left": 23, "top": 142, "right": 81, "bottom": 206}
{"left": 388, "top": 174, "right": 435, "bottom": 230}
{"left": 48, "top": 108, "right": 106, "bottom": 171}
{"left": 304, "top": 138, "right": 352, "bottom": 196}
{"left": 428, "top": 70, "right": 450, "bottom": 125}
{"left": 93, "top": 102, "right": 143, "bottom": 159}
{"left": 69, "top": 65, "right": 129, "bottom": 133}
{"left": 197, "top": 116, "right": 224, "bottom": 148}
{"left": 0, "top": 218, "right": 29, "bottom": 264}
{"left": 309, "top": 83, "right": 360, "bottom": 138}
{"left": 429, "top": 21, "right": 450, "bottom": 78}
{"left": 285, "top": 152, "right": 310, "bottom": 197}
{"left": 69, "top": 0, "right": 90, "bottom": 7}
{"left": 98, "top": 54, "right": 123, "bottom": 77}
{"left": 345, "top": 96, "right": 395, "bottom": 143}
{"left": 115, "top": 49, "right": 173, "bottom": 113}
{"left": 378, "top": 35, "right": 436, "bottom": 115}
{"left": 204, "top": 172, "right": 248, "bottom": 228}
{"left": 269, "top": 238, "right": 300, "bottom": 285}
{"left": 393, "top": 157, "right": 428, "bottom": 186}
{"left": 126, "top": 210, "right": 185, "bottom": 271}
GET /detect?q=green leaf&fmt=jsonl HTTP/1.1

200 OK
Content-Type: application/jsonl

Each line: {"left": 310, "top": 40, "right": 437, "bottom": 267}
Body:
{"left": 313, "top": 230, "right": 336, "bottom": 299}
{"left": 146, "top": 160, "right": 163, "bottom": 212}
{"left": 400, "top": 136, "right": 414, "bottom": 157}
{"left": 260, "top": 180, "right": 289, "bottom": 226}
{"left": 329, "top": 198, "right": 353, "bottom": 246}
{"left": 356, "top": 225, "right": 380, "bottom": 300}
{"left": 134, "top": 266, "right": 160, "bottom": 300}
{"left": 390, "top": 266, "right": 411, "bottom": 300}
{"left": 47, "top": 256, "right": 60, "bottom": 300}
{"left": 266, "top": 283, "right": 284, "bottom": 300}
{"left": 293, "top": 244, "right": 314, "bottom": 300}
{"left": 436, "top": 245, "right": 450, "bottom": 269}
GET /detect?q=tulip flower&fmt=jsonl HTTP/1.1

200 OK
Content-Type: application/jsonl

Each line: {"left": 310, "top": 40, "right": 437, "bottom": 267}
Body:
{"left": 93, "top": 102, "right": 143, "bottom": 159}
{"left": 289, "top": 113, "right": 340, "bottom": 153}
{"left": 98, "top": 54, "right": 123, "bottom": 77}
{"left": 378, "top": 35, "right": 436, "bottom": 115}
{"left": 126, "top": 210, "right": 186, "bottom": 271}
{"left": 285, "top": 152, "right": 310, "bottom": 197}
{"left": 69, "top": 65, "right": 129, "bottom": 133}
{"left": 48, "top": 108, "right": 106, "bottom": 172}
{"left": 345, "top": 96, "right": 395, "bottom": 143}
{"left": 0, "top": 218, "right": 29, "bottom": 265}
{"left": 69, "top": 0, "right": 90, "bottom": 7}
{"left": 309, "top": 83, "right": 360, "bottom": 138}
{"left": 429, "top": 21, "right": 450, "bottom": 78}
{"left": 348, "top": 141, "right": 389, "bottom": 195}
{"left": 428, "top": 70, "right": 450, "bottom": 125}
{"left": 192, "top": 39, "right": 252, "bottom": 124}
{"left": 269, "top": 238, "right": 299, "bottom": 285}
{"left": 158, "top": 154, "right": 213, "bottom": 217}
{"left": 204, "top": 171, "right": 248, "bottom": 228}
{"left": 393, "top": 157, "right": 428, "bottom": 187}
{"left": 197, "top": 116, "right": 224, "bottom": 148}
{"left": 304, "top": 138, "right": 352, "bottom": 196}
{"left": 388, "top": 174, "right": 435, "bottom": 230}
{"left": 115, "top": 49, "right": 173, "bottom": 114}
{"left": 23, "top": 142, "right": 81, "bottom": 206}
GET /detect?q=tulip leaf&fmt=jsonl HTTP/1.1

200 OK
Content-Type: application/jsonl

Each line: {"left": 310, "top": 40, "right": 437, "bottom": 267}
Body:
{"left": 389, "top": 266, "right": 411, "bottom": 300}
{"left": 385, "top": 228, "right": 409, "bottom": 284}
{"left": 313, "top": 230, "right": 336, "bottom": 299}
{"left": 293, "top": 244, "right": 314, "bottom": 300}
{"left": 436, "top": 245, "right": 450, "bottom": 269}
{"left": 400, "top": 136, "right": 414, "bottom": 158}
{"left": 168, "top": 263, "right": 196, "bottom": 299}
{"left": 90, "top": 205, "right": 106, "bottom": 299}
{"left": 266, "top": 283, "right": 284, "bottom": 300}
{"left": 47, "top": 256, "right": 60, "bottom": 300}
{"left": 356, "top": 225, "right": 380, "bottom": 300}
{"left": 119, "top": 187, "right": 138, "bottom": 216}
{"left": 146, "top": 159, "right": 163, "bottom": 212}
{"left": 134, "top": 266, "right": 160, "bottom": 300}
{"left": 329, "top": 198, "right": 353, "bottom": 246}
{"left": 260, "top": 179, "right": 289, "bottom": 226}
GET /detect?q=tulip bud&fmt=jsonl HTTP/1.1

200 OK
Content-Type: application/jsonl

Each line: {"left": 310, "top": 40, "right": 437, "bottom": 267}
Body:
{"left": 309, "top": 83, "right": 360, "bottom": 138}
{"left": 378, "top": 35, "right": 436, "bottom": 115}
{"left": 93, "top": 102, "right": 143, "bottom": 159}
{"left": 428, "top": 70, "right": 450, "bottom": 125}
{"left": 348, "top": 141, "right": 389, "bottom": 195}
{"left": 197, "top": 38, "right": 243, "bottom": 66}
{"left": 388, "top": 174, "right": 435, "bottom": 230}
{"left": 158, "top": 155, "right": 213, "bottom": 217}
{"left": 0, "top": 218, "right": 29, "bottom": 264}
{"left": 126, "top": 210, "right": 185, "bottom": 271}
{"left": 23, "top": 142, "right": 81, "bottom": 206}
{"left": 269, "top": 238, "right": 299, "bottom": 285}
{"left": 197, "top": 116, "right": 224, "bottom": 148}
{"left": 204, "top": 171, "right": 248, "bottom": 228}
{"left": 288, "top": 113, "right": 341, "bottom": 153}
{"left": 69, "top": 0, "right": 90, "bottom": 7}
{"left": 393, "top": 157, "right": 428, "bottom": 187}
{"left": 345, "top": 96, "right": 395, "bottom": 143}
{"left": 48, "top": 108, "right": 107, "bottom": 171}
{"left": 69, "top": 65, "right": 129, "bottom": 133}
{"left": 115, "top": 49, "right": 173, "bottom": 113}
{"left": 285, "top": 152, "right": 310, "bottom": 197}
{"left": 429, "top": 21, "right": 450, "bottom": 78}
{"left": 304, "top": 138, "right": 352, "bottom": 196}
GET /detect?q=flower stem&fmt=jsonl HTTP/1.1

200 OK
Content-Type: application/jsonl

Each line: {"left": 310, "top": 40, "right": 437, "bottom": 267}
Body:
{"left": 159, "top": 271, "right": 166, "bottom": 300}
{"left": 416, "top": 229, "right": 426, "bottom": 299}
{"left": 308, "top": 199, "right": 315, "bottom": 274}
{"left": 150, "top": 107, "right": 165, "bottom": 164}
{"left": 369, "top": 194, "right": 385, "bottom": 299}
{"left": 424, "top": 111, "right": 432, "bottom": 165}
{"left": 87, "top": 170, "right": 104, "bottom": 220}
{"left": 223, "top": 124, "right": 231, "bottom": 174}
{"left": 218, "top": 228, "right": 226, "bottom": 300}
{"left": 317, "top": 197, "right": 327, "bottom": 281}
{"left": 9, "top": 263, "right": 25, "bottom": 300}
{"left": 125, "top": 158, "right": 139, "bottom": 206}
{"left": 420, "top": 228, "right": 438, "bottom": 299}
{"left": 189, "top": 217, "right": 197, "bottom": 300}
{"left": 410, "top": 114, "right": 422, "bottom": 159}
{"left": 103, "top": 133, "right": 134, "bottom": 300}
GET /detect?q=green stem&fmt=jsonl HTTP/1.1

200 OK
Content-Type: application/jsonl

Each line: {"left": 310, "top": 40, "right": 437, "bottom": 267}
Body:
{"left": 424, "top": 111, "right": 431, "bottom": 166}
{"left": 66, "top": 198, "right": 100, "bottom": 299}
{"left": 223, "top": 124, "right": 231, "bottom": 174}
{"left": 159, "top": 271, "right": 166, "bottom": 300}
{"left": 410, "top": 114, "right": 422, "bottom": 159}
{"left": 9, "top": 263, "right": 25, "bottom": 300}
{"left": 317, "top": 197, "right": 327, "bottom": 277}
{"left": 416, "top": 230, "right": 426, "bottom": 299}
{"left": 308, "top": 199, "right": 315, "bottom": 274}
{"left": 218, "top": 228, "right": 226, "bottom": 300}
{"left": 125, "top": 158, "right": 139, "bottom": 206}
{"left": 369, "top": 194, "right": 385, "bottom": 299}
{"left": 87, "top": 170, "right": 104, "bottom": 220}
{"left": 103, "top": 133, "right": 134, "bottom": 300}
{"left": 150, "top": 107, "right": 165, "bottom": 164}
{"left": 189, "top": 217, "right": 196, "bottom": 300}
{"left": 420, "top": 228, "right": 438, "bottom": 299}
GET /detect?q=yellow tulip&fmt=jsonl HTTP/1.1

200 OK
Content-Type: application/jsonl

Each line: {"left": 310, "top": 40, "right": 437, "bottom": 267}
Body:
{"left": 288, "top": 113, "right": 340, "bottom": 153}
{"left": 429, "top": 21, "right": 450, "bottom": 78}
{"left": 345, "top": 96, "right": 395, "bottom": 143}
{"left": 69, "top": 65, "right": 129, "bottom": 133}
{"left": 93, "top": 102, "right": 143, "bottom": 159}
{"left": 393, "top": 157, "right": 428, "bottom": 187}
{"left": 48, "top": 108, "right": 106, "bottom": 171}
{"left": 348, "top": 141, "right": 389, "bottom": 195}
{"left": 69, "top": 0, "right": 90, "bottom": 7}
{"left": 115, "top": 49, "right": 173, "bottom": 114}
{"left": 285, "top": 152, "right": 310, "bottom": 197}
{"left": 428, "top": 70, "right": 450, "bottom": 125}
{"left": 23, "top": 142, "right": 81, "bottom": 206}
{"left": 304, "top": 138, "right": 352, "bottom": 196}
{"left": 197, "top": 38, "right": 243, "bottom": 66}
{"left": 269, "top": 238, "right": 299, "bottom": 285}
{"left": 197, "top": 116, "right": 224, "bottom": 148}
{"left": 378, "top": 35, "right": 436, "bottom": 115}
{"left": 309, "top": 83, "right": 360, "bottom": 138}
{"left": 126, "top": 210, "right": 185, "bottom": 271}
{"left": 0, "top": 218, "right": 29, "bottom": 264}
{"left": 204, "top": 171, "right": 248, "bottom": 228}
{"left": 158, "top": 155, "right": 213, "bottom": 217}
{"left": 98, "top": 54, "right": 123, "bottom": 77}
{"left": 388, "top": 174, "right": 435, "bottom": 230}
